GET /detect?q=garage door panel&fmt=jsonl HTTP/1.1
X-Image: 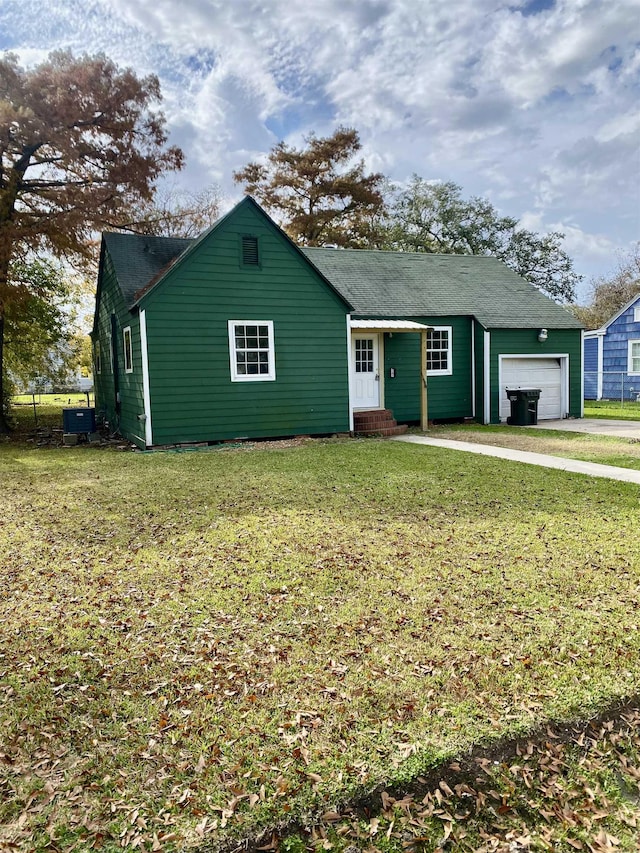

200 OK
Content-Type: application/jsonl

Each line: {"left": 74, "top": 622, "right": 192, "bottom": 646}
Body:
{"left": 500, "top": 357, "right": 563, "bottom": 420}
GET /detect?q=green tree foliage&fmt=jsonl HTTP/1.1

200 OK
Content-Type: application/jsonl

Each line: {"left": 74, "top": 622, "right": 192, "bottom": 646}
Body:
{"left": 233, "top": 127, "right": 386, "bottom": 247}
{"left": 571, "top": 244, "right": 640, "bottom": 330}
{"left": 75, "top": 333, "right": 94, "bottom": 379}
{"left": 387, "top": 176, "right": 581, "bottom": 302}
{"left": 0, "top": 50, "right": 184, "bottom": 430}
{"left": 2, "top": 258, "right": 79, "bottom": 413}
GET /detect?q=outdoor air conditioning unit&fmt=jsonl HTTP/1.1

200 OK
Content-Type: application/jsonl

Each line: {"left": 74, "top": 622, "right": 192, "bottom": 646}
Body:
{"left": 62, "top": 407, "right": 96, "bottom": 434}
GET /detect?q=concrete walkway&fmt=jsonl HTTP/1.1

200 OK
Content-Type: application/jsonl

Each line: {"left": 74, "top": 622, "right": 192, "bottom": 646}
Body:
{"left": 528, "top": 418, "right": 640, "bottom": 439}
{"left": 393, "top": 434, "right": 640, "bottom": 484}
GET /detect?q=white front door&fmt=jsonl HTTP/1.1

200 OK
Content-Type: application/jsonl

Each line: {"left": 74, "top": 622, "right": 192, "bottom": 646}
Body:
{"left": 352, "top": 334, "right": 380, "bottom": 409}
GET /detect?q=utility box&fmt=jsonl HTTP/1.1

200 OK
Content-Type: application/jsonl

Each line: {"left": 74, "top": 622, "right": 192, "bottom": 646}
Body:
{"left": 506, "top": 388, "right": 541, "bottom": 426}
{"left": 62, "top": 407, "right": 96, "bottom": 434}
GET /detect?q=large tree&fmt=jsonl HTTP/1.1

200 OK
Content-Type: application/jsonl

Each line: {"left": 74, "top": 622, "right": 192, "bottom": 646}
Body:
{"left": 233, "top": 127, "right": 386, "bottom": 247}
{"left": 571, "top": 244, "right": 640, "bottom": 330}
{"left": 0, "top": 50, "right": 184, "bottom": 431}
{"left": 387, "top": 177, "right": 581, "bottom": 302}
{"left": 118, "top": 184, "right": 222, "bottom": 239}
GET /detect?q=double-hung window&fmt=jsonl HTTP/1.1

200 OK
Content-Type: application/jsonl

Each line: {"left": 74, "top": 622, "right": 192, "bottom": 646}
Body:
{"left": 228, "top": 321, "right": 275, "bottom": 381}
{"left": 628, "top": 340, "right": 640, "bottom": 375}
{"left": 426, "top": 326, "right": 452, "bottom": 375}
{"left": 123, "top": 326, "right": 133, "bottom": 373}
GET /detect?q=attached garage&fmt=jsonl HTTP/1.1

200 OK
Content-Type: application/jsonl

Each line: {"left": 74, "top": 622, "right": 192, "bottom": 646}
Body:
{"left": 499, "top": 355, "right": 568, "bottom": 421}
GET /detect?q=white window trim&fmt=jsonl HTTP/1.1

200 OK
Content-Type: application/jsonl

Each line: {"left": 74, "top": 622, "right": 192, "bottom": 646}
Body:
{"left": 228, "top": 320, "right": 276, "bottom": 382}
{"left": 634, "top": 307, "right": 640, "bottom": 323}
{"left": 426, "top": 325, "right": 453, "bottom": 376}
{"left": 123, "top": 326, "right": 133, "bottom": 374}
{"left": 628, "top": 339, "right": 640, "bottom": 375}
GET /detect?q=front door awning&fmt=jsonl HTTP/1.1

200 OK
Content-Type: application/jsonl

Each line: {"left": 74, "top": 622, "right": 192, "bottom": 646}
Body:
{"left": 348, "top": 319, "right": 430, "bottom": 431}
{"left": 349, "top": 319, "right": 432, "bottom": 332}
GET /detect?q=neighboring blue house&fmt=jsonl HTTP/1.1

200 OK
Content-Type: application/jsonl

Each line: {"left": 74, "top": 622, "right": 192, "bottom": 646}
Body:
{"left": 584, "top": 293, "right": 640, "bottom": 400}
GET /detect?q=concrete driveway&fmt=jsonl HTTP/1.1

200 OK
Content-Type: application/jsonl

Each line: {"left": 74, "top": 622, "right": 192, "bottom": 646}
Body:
{"left": 529, "top": 418, "right": 640, "bottom": 439}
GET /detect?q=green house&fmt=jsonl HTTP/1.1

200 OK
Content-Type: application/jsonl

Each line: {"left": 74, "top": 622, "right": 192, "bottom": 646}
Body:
{"left": 92, "top": 197, "right": 583, "bottom": 449}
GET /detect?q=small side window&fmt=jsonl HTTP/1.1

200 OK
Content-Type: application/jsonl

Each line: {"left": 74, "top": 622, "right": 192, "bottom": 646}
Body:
{"left": 628, "top": 340, "right": 640, "bottom": 375}
{"left": 634, "top": 307, "right": 640, "bottom": 323}
{"left": 94, "top": 342, "right": 102, "bottom": 375}
{"left": 426, "top": 326, "right": 453, "bottom": 376}
{"left": 123, "top": 327, "right": 133, "bottom": 373}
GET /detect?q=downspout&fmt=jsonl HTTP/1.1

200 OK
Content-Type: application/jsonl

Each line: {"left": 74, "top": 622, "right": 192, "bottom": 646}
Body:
{"left": 580, "top": 330, "right": 585, "bottom": 417}
{"left": 597, "top": 333, "right": 604, "bottom": 401}
{"left": 470, "top": 321, "right": 476, "bottom": 419}
{"left": 346, "top": 315, "right": 354, "bottom": 432}
{"left": 483, "top": 330, "right": 491, "bottom": 424}
{"left": 140, "top": 309, "right": 153, "bottom": 447}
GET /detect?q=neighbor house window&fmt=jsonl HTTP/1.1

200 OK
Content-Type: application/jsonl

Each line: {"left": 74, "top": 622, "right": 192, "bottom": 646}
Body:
{"left": 426, "top": 326, "right": 452, "bottom": 375}
{"left": 629, "top": 340, "right": 640, "bottom": 374}
{"left": 634, "top": 307, "right": 640, "bottom": 323}
{"left": 123, "top": 326, "right": 133, "bottom": 373}
{"left": 94, "top": 342, "right": 102, "bottom": 375}
{"left": 228, "top": 321, "right": 275, "bottom": 381}
{"left": 241, "top": 235, "right": 260, "bottom": 266}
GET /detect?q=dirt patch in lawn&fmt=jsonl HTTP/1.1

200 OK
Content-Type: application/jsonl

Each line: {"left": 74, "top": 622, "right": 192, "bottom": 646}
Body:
{"left": 270, "top": 698, "right": 640, "bottom": 853}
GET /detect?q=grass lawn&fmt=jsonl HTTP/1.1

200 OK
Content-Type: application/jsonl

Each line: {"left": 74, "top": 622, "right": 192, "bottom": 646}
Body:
{"left": 1, "top": 431, "right": 640, "bottom": 851}
{"left": 584, "top": 399, "right": 640, "bottom": 420}
{"left": 425, "top": 423, "right": 640, "bottom": 472}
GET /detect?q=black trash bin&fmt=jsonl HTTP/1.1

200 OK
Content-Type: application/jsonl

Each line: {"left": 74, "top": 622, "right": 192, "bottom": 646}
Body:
{"left": 506, "top": 388, "right": 541, "bottom": 426}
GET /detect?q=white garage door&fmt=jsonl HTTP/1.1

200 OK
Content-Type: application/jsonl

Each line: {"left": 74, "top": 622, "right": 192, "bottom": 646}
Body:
{"left": 500, "top": 357, "right": 563, "bottom": 421}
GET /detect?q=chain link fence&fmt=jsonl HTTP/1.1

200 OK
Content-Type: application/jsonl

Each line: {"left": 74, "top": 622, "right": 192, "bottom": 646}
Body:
{"left": 584, "top": 371, "right": 640, "bottom": 404}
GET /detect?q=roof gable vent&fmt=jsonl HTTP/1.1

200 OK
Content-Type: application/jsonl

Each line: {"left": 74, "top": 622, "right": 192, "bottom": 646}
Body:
{"left": 242, "top": 235, "right": 259, "bottom": 266}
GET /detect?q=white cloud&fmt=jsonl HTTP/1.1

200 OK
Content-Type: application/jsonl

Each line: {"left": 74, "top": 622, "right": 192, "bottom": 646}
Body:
{"left": 0, "top": 0, "right": 638, "bottom": 289}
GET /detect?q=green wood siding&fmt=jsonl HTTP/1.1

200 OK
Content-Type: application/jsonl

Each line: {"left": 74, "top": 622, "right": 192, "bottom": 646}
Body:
{"left": 383, "top": 316, "right": 473, "bottom": 421}
{"left": 141, "top": 204, "right": 350, "bottom": 445}
{"left": 489, "top": 328, "right": 583, "bottom": 423}
{"left": 94, "top": 253, "right": 146, "bottom": 447}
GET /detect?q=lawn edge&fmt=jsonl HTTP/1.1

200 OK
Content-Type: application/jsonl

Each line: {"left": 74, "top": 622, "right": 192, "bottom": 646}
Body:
{"left": 209, "top": 693, "right": 640, "bottom": 853}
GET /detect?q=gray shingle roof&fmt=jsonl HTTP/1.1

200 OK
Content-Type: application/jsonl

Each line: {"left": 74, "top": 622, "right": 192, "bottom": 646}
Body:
{"left": 103, "top": 231, "right": 192, "bottom": 307}
{"left": 302, "top": 248, "right": 582, "bottom": 329}
{"left": 101, "top": 228, "right": 581, "bottom": 330}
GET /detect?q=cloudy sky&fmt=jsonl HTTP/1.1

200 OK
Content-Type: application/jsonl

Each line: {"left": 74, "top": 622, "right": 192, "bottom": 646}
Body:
{"left": 1, "top": 0, "right": 639, "bottom": 302}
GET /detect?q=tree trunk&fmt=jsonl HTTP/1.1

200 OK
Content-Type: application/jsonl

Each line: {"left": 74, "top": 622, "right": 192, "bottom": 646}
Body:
{"left": 0, "top": 172, "right": 19, "bottom": 434}
{"left": 0, "top": 309, "right": 11, "bottom": 434}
